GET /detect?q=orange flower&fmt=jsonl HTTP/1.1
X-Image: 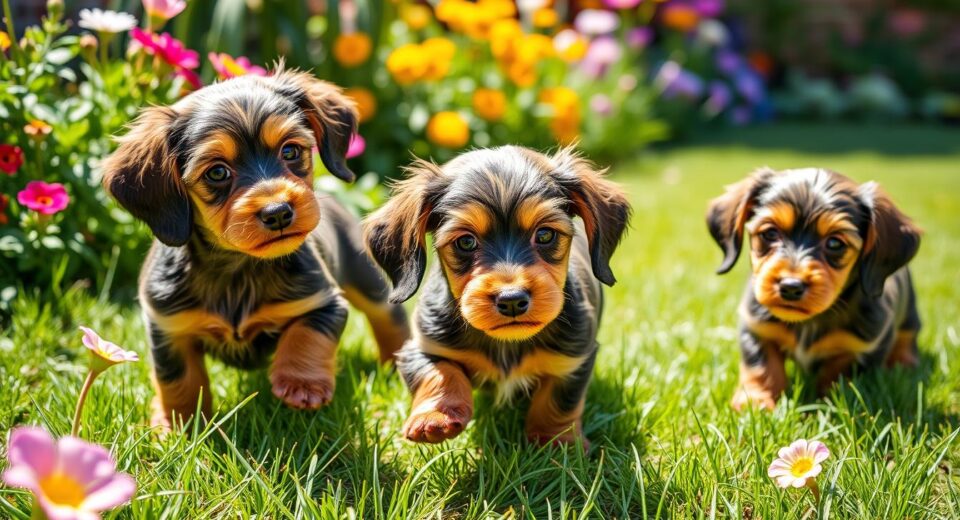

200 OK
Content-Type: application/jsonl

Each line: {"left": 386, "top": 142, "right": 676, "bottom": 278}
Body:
{"left": 386, "top": 43, "right": 428, "bottom": 85}
{"left": 402, "top": 4, "right": 432, "bottom": 30}
{"left": 0, "top": 31, "right": 10, "bottom": 52}
{"left": 333, "top": 33, "right": 373, "bottom": 68}
{"left": 540, "top": 87, "right": 581, "bottom": 143}
{"left": 661, "top": 4, "right": 700, "bottom": 33}
{"left": 472, "top": 88, "right": 507, "bottom": 122}
{"left": 489, "top": 19, "right": 523, "bottom": 60}
{"left": 533, "top": 8, "right": 559, "bottom": 28}
{"left": 344, "top": 87, "right": 377, "bottom": 123}
{"left": 426, "top": 111, "right": 470, "bottom": 148}
{"left": 24, "top": 120, "right": 52, "bottom": 140}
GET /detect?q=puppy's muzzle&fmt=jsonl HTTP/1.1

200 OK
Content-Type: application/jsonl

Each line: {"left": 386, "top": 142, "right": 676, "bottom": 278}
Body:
{"left": 259, "top": 201, "right": 295, "bottom": 231}
{"left": 778, "top": 277, "right": 807, "bottom": 302}
{"left": 495, "top": 288, "right": 531, "bottom": 318}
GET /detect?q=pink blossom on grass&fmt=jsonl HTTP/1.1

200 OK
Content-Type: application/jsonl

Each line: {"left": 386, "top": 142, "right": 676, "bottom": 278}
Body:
{"left": 768, "top": 439, "right": 830, "bottom": 499}
{"left": 79, "top": 326, "right": 139, "bottom": 373}
{"left": 17, "top": 181, "right": 69, "bottom": 215}
{"left": 3, "top": 427, "right": 136, "bottom": 520}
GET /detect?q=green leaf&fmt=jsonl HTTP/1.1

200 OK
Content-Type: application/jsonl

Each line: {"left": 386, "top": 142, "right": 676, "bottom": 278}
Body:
{"left": 45, "top": 47, "right": 76, "bottom": 65}
{"left": 40, "top": 235, "right": 65, "bottom": 250}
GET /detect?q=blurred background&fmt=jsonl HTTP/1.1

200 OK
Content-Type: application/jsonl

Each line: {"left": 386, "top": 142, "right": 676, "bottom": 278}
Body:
{"left": 1, "top": 0, "right": 958, "bottom": 308}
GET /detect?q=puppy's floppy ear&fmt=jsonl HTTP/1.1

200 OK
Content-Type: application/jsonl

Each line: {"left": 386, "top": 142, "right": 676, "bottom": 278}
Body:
{"left": 857, "top": 182, "right": 921, "bottom": 298}
{"left": 272, "top": 69, "right": 358, "bottom": 183}
{"left": 706, "top": 167, "right": 775, "bottom": 274}
{"left": 551, "top": 147, "right": 631, "bottom": 286}
{"left": 363, "top": 159, "right": 445, "bottom": 303}
{"left": 101, "top": 107, "right": 191, "bottom": 247}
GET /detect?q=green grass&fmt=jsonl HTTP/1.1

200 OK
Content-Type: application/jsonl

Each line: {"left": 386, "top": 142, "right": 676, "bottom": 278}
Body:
{"left": 2, "top": 124, "right": 960, "bottom": 518}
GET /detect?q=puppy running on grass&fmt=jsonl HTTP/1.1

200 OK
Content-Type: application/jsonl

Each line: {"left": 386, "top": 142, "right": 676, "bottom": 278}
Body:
{"left": 102, "top": 69, "right": 409, "bottom": 430}
{"left": 707, "top": 167, "right": 921, "bottom": 410}
{"left": 364, "top": 146, "right": 631, "bottom": 447}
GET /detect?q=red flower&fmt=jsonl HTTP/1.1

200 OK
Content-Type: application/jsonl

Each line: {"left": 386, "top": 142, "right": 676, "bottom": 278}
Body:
{"left": 17, "top": 181, "right": 70, "bottom": 215}
{"left": 0, "top": 194, "right": 9, "bottom": 225}
{"left": 0, "top": 144, "right": 24, "bottom": 174}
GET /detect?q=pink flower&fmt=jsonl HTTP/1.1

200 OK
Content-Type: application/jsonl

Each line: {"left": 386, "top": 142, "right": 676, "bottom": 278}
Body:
{"left": 3, "top": 426, "right": 136, "bottom": 520}
{"left": 174, "top": 67, "right": 202, "bottom": 89}
{"left": 603, "top": 0, "right": 643, "bottom": 8}
{"left": 574, "top": 9, "right": 620, "bottom": 35}
{"left": 142, "top": 0, "right": 186, "bottom": 22}
{"left": 768, "top": 439, "right": 830, "bottom": 489}
{"left": 346, "top": 133, "right": 365, "bottom": 159}
{"left": 17, "top": 181, "right": 69, "bottom": 215}
{"left": 130, "top": 28, "right": 198, "bottom": 70}
{"left": 208, "top": 52, "right": 268, "bottom": 79}
{"left": 579, "top": 36, "right": 622, "bottom": 78}
{"left": 79, "top": 327, "right": 139, "bottom": 373}
{"left": 589, "top": 94, "right": 613, "bottom": 116}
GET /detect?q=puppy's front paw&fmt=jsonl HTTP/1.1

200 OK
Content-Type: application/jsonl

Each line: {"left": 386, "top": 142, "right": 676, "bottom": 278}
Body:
{"left": 270, "top": 373, "right": 334, "bottom": 410}
{"left": 402, "top": 404, "right": 471, "bottom": 443}
{"left": 731, "top": 386, "right": 777, "bottom": 412}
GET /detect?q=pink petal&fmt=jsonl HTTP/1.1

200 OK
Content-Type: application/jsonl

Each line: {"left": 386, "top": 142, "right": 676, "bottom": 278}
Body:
{"left": 806, "top": 464, "right": 823, "bottom": 479}
{"left": 82, "top": 473, "right": 136, "bottom": 510}
{"left": 79, "top": 326, "right": 100, "bottom": 352}
{"left": 791, "top": 476, "right": 808, "bottom": 488}
{"left": 767, "top": 460, "right": 792, "bottom": 477}
{"left": 3, "top": 467, "right": 39, "bottom": 489}
{"left": 57, "top": 437, "right": 117, "bottom": 485}
{"left": 811, "top": 441, "right": 830, "bottom": 463}
{"left": 39, "top": 502, "right": 99, "bottom": 520}
{"left": 7, "top": 427, "right": 57, "bottom": 477}
{"left": 774, "top": 474, "right": 796, "bottom": 488}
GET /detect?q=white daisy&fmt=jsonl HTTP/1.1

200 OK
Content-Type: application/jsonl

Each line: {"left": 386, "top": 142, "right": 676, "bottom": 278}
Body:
{"left": 78, "top": 8, "right": 138, "bottom": 34}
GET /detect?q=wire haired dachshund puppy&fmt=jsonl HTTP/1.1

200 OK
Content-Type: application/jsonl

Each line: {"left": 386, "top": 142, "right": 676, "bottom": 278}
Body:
{"left": 102, "top": 69, "right": 409, "bottom": 430}
{"left": 363, "top": 146, "right": 631, "bottom": 446}
{"left": 707, "top": 167, "right": 922, "bottom": 410}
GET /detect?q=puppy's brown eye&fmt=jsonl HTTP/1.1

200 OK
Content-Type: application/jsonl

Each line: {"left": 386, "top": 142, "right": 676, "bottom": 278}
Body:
{"left": 535, "top": 228, "right": 556, "bottom": 245}
{"left": 760, "top": 228, "right": 779, "bottom": 242}
{"left": 205, "top": 165, "right": 231, "bottom": 183}
{"left": 281, "top": 144, "right": 302, "bottom": 161}
{"left": 825, "top": 237, "right": 846, "bottom": 253}
{"left": 455, "top": 234, "right": 478, "bottom": 252}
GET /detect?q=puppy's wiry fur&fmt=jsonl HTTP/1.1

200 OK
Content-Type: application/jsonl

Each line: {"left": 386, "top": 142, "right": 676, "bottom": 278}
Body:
{"left": 707, "top": 167, "right": 921, "bottom": 410}
{"left": 102, "top": 70, "right": 409, "bottom": 429}
{"left": 364, "top": 146, "right": 630, "bottom": 446}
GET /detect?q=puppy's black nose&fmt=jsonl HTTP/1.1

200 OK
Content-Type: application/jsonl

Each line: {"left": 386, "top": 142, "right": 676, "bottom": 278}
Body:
{"left": 779, "top": 278, "right": 806, "bottom": 301}
{"left": 259, "top": 202, "right": 294, "bottom": 231}
{"left": 495, "top": 289, "right": 530, "bottom": 317}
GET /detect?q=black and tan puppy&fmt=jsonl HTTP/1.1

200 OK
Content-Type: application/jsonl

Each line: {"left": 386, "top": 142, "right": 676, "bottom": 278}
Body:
{"left": 102, "top": 69, "right": 409, "bottom": 429}
{"left": 707, "top": 167, "right": 921, "bottom": 410}
{"left": 364, "top": 146, "right": 630, "bottom": 446}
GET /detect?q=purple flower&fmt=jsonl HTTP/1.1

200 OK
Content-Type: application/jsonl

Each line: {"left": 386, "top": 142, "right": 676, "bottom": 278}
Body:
{"left": 655, "top": 61, "right": 704, "bottom": 100}
{"left": 590, "top": 94, "right": 613, "bottom": 116}
{"left": 704, "top": 81, "right": 731, "bottom": 115}
{"left": 692, "top": 0, "right": 724, "bottom": 18}
{"left": 714, "top": 49, "right": 742, "bottom": 75}
{"left": 734, "top": 70, "right": 764, "bottom": 103}
{"left": 579, "top": 36, "right": 622, "bottom": 78}
{"left": 574, "top": 9, "right": 620, "bottom": 35}
{"left": 627, "top": 27, "right": 653, "bottom": 49}
{"left": 730, "top": 105, "right": 752, "bottom": 125}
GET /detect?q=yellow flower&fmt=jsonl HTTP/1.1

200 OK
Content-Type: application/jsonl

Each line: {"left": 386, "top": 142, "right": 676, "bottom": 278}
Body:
{"left": 344, "top": 87, "right": 377, "bottom": 123}
{"left": 333, "top": 33, "right": 373, "bottom": 68}
{"left": 421, "top": 37, "right": 456, "bottom": 80}
{"left": 532, "top": 8, "right": 558, "bottom": 29}
{"left": 0, "top": 31, "right": 10, "bottom": 52}
{"left": 554, "top": 29, "right": 588, "bottom": 62}
{"left": 24, "top": 120, "right": 53, "bottom": 140}
{"left": 426, "top": 111, "right": 470, "bottom": 148}
{"left": 472, "top": 88, "right": 507, "bottom": 122}
{"left": 387, "top": 43, "right": 428, "bottom": 85}
{"left": 540, "top": 87, "right": 581, "bottom": 143}
{"left": 401, "top": 4, "right": 432, "bottom": 30}
{"left": 489, "top": 19, "right": 523, "bottom": 60}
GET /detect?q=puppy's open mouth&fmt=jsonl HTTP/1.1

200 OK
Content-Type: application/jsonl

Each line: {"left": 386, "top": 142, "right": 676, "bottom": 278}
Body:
{"left": 490, "top": 321, "right": 543, "bottom": 330}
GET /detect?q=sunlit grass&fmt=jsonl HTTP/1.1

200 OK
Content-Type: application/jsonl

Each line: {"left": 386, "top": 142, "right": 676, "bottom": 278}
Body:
{"left": 2, "top": 125, "right": 958, "bottom": 518}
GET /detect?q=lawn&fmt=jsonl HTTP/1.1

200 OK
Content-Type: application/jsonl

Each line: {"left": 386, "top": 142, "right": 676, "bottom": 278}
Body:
{"left": 2, "top": 124, "right": 959, "bottom": 519}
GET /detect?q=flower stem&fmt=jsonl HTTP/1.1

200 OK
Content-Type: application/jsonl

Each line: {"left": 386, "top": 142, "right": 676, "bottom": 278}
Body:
{"left": 806, "top": 479, "right": 821, "bottom": 502}
{"left": 71, "top": 369, "right": 99, "bottom": 437}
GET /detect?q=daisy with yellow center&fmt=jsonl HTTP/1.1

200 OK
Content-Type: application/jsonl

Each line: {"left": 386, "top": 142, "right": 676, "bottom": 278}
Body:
{"left": 768, "top": 439, "right": 830, "bottom": 499}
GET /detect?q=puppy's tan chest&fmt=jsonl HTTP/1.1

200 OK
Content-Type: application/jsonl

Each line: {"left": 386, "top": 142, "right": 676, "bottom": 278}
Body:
{"left": 745, "top": 319, "right": 876, "bottom": 368}
{"left": 423, "top": 341, "right": 585, "bottom": 384}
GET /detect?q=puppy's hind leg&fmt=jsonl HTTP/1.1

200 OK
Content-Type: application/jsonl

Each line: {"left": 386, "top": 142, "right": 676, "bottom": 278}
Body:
{"left": 525, "top": 352, "right": 596, "bottom": 450}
